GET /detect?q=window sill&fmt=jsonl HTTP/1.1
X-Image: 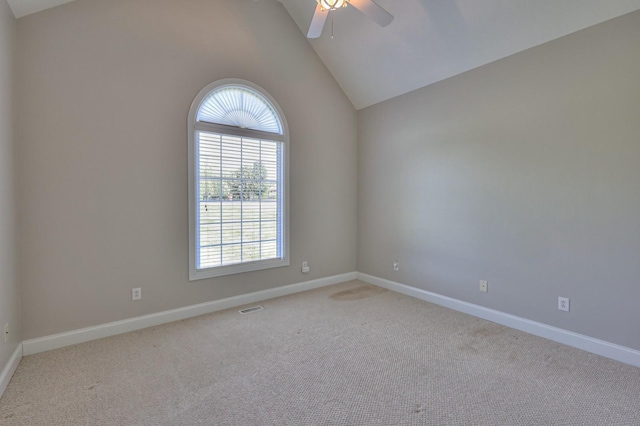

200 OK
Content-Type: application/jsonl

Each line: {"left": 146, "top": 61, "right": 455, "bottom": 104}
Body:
{"left": 189, "top": 258, "right": 290, "bottom": 281}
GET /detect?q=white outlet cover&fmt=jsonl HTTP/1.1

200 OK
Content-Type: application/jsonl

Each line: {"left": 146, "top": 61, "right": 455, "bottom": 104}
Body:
{"left": 479, "top": 280, "right": 488, "bottom": 292}
{"left": 132, "top": 288, "right": 142, "bottom": 301}
{"left": 558, "top": 297, "right": 570, "bottom": 312}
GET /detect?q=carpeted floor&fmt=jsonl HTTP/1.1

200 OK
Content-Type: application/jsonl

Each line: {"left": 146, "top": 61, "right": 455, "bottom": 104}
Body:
{"left": 1, "top": 280, "right": 639, "bottom": 425}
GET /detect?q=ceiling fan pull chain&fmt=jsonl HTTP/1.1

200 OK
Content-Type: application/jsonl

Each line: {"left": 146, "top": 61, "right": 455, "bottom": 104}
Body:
{"left": 331, "top": 17, "right": 334, "bottom": 39}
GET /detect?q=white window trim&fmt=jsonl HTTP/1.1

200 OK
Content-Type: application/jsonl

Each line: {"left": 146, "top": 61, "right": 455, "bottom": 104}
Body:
{"left": 188, "top": 79, "right": 290, "bottom": 280}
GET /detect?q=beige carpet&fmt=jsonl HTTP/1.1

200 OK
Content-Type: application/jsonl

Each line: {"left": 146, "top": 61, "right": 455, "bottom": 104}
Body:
{"left": 1, "top": 280, "right": 639, "bottom": 425}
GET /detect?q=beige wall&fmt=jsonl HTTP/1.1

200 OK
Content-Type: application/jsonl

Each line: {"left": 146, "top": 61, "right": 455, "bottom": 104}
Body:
{"left": 17, "top": 0, "right": 357, "bottom": 340}
{"left": 358, "top": 10, "right": 640, "bottom": 350}
{"left": 0, "top": 0, "right": 19, "bottom": 368}
{"left": 14, "top": 0, "right": 640, "bottom": 353}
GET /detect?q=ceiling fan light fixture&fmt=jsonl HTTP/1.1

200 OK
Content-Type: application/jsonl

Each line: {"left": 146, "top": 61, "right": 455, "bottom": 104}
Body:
{"left": 307, "top": 0, "right": 392, "bottom": 39}
{"left": 319, "top": 0, "right": 347, "bottom": 11}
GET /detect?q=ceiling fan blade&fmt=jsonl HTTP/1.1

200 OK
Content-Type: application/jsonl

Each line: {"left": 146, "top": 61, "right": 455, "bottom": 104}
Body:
{"left": 348, "top": 0, "right": 394, "bottom": 27}
{"left": 307, "top": 4, "right": 329, "bottom": 38}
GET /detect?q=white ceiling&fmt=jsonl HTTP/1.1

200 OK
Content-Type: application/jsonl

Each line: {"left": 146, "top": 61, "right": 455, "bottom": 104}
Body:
{"left": 279, "top": 0, "right": 640, "bottom": 109}
{"left": 8, "top": 0, "right": 640, "bottom": 109}
{"left": 6, "top": 0, "right": 74, "bottom": 18}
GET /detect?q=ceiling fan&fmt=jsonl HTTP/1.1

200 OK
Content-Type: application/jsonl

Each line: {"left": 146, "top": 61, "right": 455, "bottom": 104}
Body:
{"left": 307, "top": 0, "right": 394, "bottom": 39}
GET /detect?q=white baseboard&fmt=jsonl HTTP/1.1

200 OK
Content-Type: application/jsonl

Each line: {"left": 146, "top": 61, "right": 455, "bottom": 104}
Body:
{"left": 358, "top": 272, "right": 640, "bottom": 369}
{"left": 0, "top": 343, "right": 23, "bottom": 400}
{"left": 21, "top": 271, "right": 639, "bottom": 368}
{"left": 23, "top": 272, "right": 357, "bottom": 356}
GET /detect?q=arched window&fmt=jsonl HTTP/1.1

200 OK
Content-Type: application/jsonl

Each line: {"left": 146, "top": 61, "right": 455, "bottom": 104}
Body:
{"left": 188, "top": 79, "right": 289, "bottom": 280}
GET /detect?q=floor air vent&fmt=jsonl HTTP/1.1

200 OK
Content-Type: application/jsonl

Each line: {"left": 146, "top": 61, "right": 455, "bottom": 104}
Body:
{"left": 239, "top": 305, "right": 264, "bottom": 315}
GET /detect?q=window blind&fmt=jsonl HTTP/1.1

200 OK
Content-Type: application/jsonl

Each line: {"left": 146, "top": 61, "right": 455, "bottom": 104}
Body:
{"left": 197, "top": 86, "right": 283, "bottom": 135}
{"left": 196, "top": 131, "right": 283, "bottom": 269}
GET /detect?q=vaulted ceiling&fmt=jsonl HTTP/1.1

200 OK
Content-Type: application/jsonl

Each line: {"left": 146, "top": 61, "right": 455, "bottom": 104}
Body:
{"left": 8, "top": 0, "right": 640, "bottom": 109}
{"left": 279, "top": 0, "right": 640, "bottom": 108}
{"left": 6, "top": 0, "right": 74, "bottom": 18}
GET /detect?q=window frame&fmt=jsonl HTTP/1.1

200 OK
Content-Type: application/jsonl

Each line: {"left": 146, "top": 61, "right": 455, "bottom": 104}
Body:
{"left": 188, "top": 79, "right": 290, "bottom": 281}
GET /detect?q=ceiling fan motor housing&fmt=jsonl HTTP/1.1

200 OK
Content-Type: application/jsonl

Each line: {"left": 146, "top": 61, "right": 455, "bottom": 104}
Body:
{"left": 319, "top": 0, "right": 348, "bottom": 11}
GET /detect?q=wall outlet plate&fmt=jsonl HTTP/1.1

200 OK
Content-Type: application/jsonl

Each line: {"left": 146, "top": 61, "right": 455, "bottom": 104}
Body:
{"left": 301, "top": 261, "right": 310, "bottom": 274}
{"left": 393, "top": 261, "right": 399, "bottom": 271}
{"left": 132, "top": 288, "right": 142, "bottom": 301}
{"left": 558, "top": 297, "right": 570, "bottom": 312}
{"left": 479, "top": 280, "right": 488, "bottom": 293}
{"left": 3, "top": 323, "right": 8, "bottom": 343}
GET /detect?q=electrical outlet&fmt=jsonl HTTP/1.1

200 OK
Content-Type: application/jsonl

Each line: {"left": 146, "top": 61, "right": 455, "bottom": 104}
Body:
{"left": 558, "top": 297, "right": 570, "bottom": 312}
{"left": 479, "top": 280, "right": 488, "bottom": 293}
{"left": 393, "top": 261, "right": 399, "bottom": 271}
{"left": 4, "top": 323, "right": 8, "bottom": 343}
{"left": 301, "top": 261, "right": 310, "bottom": 274}
{"left": 132, "top": 288, "right": 142, "bottom": 301}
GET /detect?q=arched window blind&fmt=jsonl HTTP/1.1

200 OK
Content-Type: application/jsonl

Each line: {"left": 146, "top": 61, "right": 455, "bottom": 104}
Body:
{"left": 197, "top": 86, "right": 283, "bottom": 135}
{"left": 188, "top": 80, "right": 289, "bottom": 280}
